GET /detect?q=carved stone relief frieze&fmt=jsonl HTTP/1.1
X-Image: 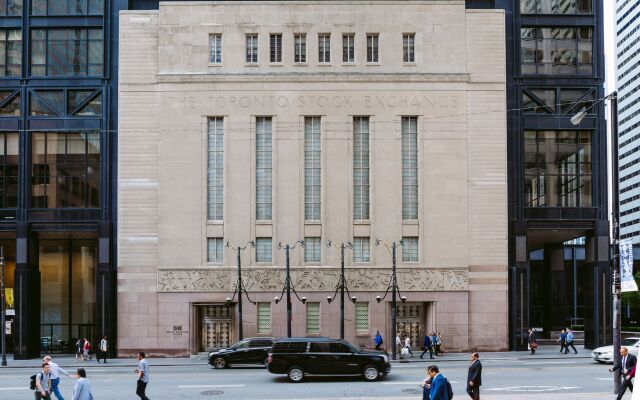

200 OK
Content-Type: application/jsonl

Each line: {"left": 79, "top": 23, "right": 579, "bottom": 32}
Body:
{"left": 157, "top": 267, "right": 469, "bottom": 293}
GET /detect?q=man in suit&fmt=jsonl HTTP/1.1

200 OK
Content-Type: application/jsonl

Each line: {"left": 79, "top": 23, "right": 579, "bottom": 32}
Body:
{"left": 421, "top": 334, "right": 434, "bottom": 359}
{"left": 427, "top": 365, "right": 449, "bottom": 400}
{"left": 610, "top": 346, "right": 637, "bottom": 400}
{"left": 467, "top": 352, "right": 482, "bottom": 400}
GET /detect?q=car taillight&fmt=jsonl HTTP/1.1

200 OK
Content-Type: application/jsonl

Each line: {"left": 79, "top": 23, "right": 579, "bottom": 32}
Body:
{"left": 267, "top": 353, "right": 272, "bottom": 364}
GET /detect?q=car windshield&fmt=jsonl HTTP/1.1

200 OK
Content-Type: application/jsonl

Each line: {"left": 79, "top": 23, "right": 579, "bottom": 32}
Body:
{"left": 622, "top": 339, "right": 639, "bottom": 346}
{"left": 231, "top": 340, "right": 250, "bottom": 349}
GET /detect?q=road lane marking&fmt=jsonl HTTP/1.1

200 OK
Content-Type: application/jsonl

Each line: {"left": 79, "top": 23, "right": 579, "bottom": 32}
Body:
{"left": 381, "top": 381, "right": 459, "bottom": 385}
{"left": 486, "top": 385, "right": 580, "bottom": 392}
{"left": 0, "top": 387, "right": 29, "bottom": 391}
{"left": 178, "top": 384, "right": 246, "bottom": 388}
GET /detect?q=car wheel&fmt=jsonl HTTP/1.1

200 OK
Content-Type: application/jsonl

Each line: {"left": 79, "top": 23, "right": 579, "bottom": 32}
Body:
{"left": 287, "top": 366, "right": 304, "bottom": 383}
{"left": 212, "top": 357, "right": 227, "bottom": 369}
{"left": 362, "top": 365, "right": 380, "bottom": 382}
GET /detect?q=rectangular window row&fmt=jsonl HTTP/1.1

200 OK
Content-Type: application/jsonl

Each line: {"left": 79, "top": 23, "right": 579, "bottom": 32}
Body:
{"left": 207, "top": 236, "right": 420, "bottom": 263}
{"left": 207, "top": 116, "right": 419, "bottom": 223}
{"left": 255, "top": 301, "right": 369, "bottom": 336}
{"left": 209, "top": 32, "right": 415, "bottom": 65}
{"left": 521, "top": 27, "right": 593, "bottom": 76}
{"left": 0, "top": 0, "right": 105, "bottom": 16}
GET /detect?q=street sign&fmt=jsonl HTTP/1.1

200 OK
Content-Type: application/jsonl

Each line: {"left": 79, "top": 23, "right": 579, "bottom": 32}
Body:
{"left": 5, "top": 309, "right": 14, "bottom": 316}
{"left": 4, "top": 321, "right": 10, "bottom": 335}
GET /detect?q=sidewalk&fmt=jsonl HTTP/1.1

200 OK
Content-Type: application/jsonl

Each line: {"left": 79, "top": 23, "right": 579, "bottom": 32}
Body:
{"left": 0, "top": 345, "right": 591, "bottom": 369}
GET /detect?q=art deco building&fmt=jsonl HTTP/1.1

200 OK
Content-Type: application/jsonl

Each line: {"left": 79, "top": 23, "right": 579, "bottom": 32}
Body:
{"left": 117, "top": 1, "right": 508, "bottom": 355}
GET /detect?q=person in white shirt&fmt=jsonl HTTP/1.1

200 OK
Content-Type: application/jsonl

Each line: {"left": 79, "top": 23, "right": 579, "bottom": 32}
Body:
{"left": 98, "top": 336, "right": 108, "bottom": 364}
{"left": 43, "top": 356, "right": 73, "bottom": 400}
{"left": 404, "top": 336, "right": 414, "bottom": 357}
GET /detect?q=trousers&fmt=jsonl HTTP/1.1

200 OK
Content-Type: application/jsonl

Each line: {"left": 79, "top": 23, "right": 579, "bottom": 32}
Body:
{"left": 136, "top": 380, "right": 150, "bottom": 400}
{"left": 50, "top": 378, "right": 64, "bottom": 400}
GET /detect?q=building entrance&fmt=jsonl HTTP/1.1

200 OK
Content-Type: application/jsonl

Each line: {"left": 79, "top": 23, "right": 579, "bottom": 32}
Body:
{"left": 396, "top": 303, "right": 424, "bottom": 350}
{"left": 199, "top": 305, "right": 233, "bottom": 351}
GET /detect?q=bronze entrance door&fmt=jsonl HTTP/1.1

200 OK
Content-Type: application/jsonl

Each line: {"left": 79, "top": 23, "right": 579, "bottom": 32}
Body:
{"left": 200, "top": 305, "right": 233, "bottom": 351}
{"left": 396, "top": 304, "right": 423, "bottom": 350}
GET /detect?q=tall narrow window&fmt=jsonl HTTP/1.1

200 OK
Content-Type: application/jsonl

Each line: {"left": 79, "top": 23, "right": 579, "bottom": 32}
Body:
{"left": 207, "top": 117, "right": 224, "bottom": 220}
{"left": 367, "top": 34, "right": 379, "bottom": 63}
{"left": 256, "top": 117, "right": 272, "bottom": 220}
{"left": 256, "top": 238, "right": 272, "bottom": 263}
{"left": 318, "top": 34, "right": 331, "bottom": 63}
{"left": 305, "top": 116, "right": 321, "bottom": 220}
{"left": 306, "top": 302, "right": 320, "bottom": 334}
{"left": 355, "top": 302, "right": 369, "bottom": 334}
{"left": 403, "top": 33, "right": 415, "bottom": 63}
{"left": 294, "top": 34, "right": 306, "bottom": 63}
{"left": 209, "top": 34, "right": 222, "bottom": 64}
{"left": 207, "top": 238, "right": 224, "bottom": 263}
{"left": 304, "top": 237, "right": 321, "bottom": 263}
{"left": 343, "top": 34, "right": 355, "bottom": 63}
{"left": 402, "top": 237, "right": 419, "bottom": 262}
{"left": 0, "top": 29, "right": 22, "bottom": 77}
{"left": 257, "top": 303, "right": 271, "bottom": 334}
{"left": 402, "top": 117, "right": 418, "bottom": 219}
{"left": 0, "top": 132, "right": 19, "bottom": 208}
{"left": 270, "top": 34, "right": 282, "bottom": 63}
{"left": 246, "top": 34, "right": 258, "bottom": 63}
{"left": 353, "top": 117, "right": 370, "bottom": 220}
{"left": 353, "top": 237, "right": 370, "bottom": 263}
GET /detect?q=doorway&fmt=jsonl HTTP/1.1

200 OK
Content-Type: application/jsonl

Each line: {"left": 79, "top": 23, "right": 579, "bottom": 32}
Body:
{"left": 396, "top": 303, "right": 424, "bottom": 350}
{"left": 199, "top": 305, "right": 233, "bottom": 351}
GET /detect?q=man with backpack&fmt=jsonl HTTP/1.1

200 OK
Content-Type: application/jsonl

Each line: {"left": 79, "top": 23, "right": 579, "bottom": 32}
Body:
{"left": 373, "top": 331, "right": 383, "bottom": 350}
{"left": 427, "top": 365, "right": 453, "bottom": 400}
{"left": 33, "top": 363, "right": 52, "bottom": 400}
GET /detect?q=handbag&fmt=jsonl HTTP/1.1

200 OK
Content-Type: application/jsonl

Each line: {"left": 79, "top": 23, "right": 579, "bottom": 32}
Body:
{"left": 530, "top": 342, "right": 538, "bottom": 349}
{"left": 401, "top": 347, "right": 410, "bottom": 356}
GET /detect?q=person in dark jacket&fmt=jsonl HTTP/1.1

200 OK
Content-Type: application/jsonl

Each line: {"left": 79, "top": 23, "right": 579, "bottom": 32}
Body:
{"left": 420, "top": 334, "right": 434, "bottom": 359}
{"left": 557, "top": 329, "right": 567, "bottom": 354}
{"left": 610, "top": 346, "right": 637, "bottom": 400}
{"left": 467, "top": 352, "right": 482, "bottom": 400}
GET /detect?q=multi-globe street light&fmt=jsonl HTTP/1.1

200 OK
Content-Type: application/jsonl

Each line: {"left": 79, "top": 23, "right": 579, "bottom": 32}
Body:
{"left": 326, "top": 241, "right": 357, "bottom": 340}
{"left": 274, "top": 241, "right": 306, "bottom": 338}
{"left": 225, "top": 241, "right": 256, "bottom": 341}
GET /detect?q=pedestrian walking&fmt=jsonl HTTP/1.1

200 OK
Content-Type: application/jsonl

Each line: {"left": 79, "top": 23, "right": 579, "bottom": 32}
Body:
{"left": 431, "top": 332, "right": 438, "bottom": 355}
{"left": 420, "top": 333, "right": 434, "bottom": 359}
{"left": 527, "top": 328, "right": 537, "bottom": 355}
{"left": 98, "top": 336, "right": 108, "bottom": 363}
{"left": 426, "top": 365, "right": 450, "bottom": 400}
{"left": 396, "top": 334, "right": 403, "bottom": 359}
{"left": 75, "top": 339, "right": 84, "bottom": 363}
{"left": 421, "top": 368, "right": 432, "bottom": 400}
{"left": 557, "top": 329, "right": 567, "bottom": 353}
{"left": 610, "top": 346, "right": 637, "bottom": 400}
{"left": 374, "top": 331, "right": 383, "bottom": 351}
{"left": 632, "top": 365, "right": 640, "bottom": 400}
{"left": 35, "top": 363, "right": 52, "bottom": 400}
{"left": 82, "top": 339, "right": 91, "bottom": 361}
{"left": 466, "top": 352, "right": 482, "bottom": 400}
{"left": 435, "top": 333, "right": 443, "bottom": 356}
{"left": 71, "top": 368, "right": 94, "bottom": 400}
{"left": 404, "top": 335, "right": 414, "bottom": 357}
{"left": 43, "top": 356, "right": 73, "bottom": 400}
{"left": 564, "top": 328, "right": 578, "bottom": 354}
{"left": 135, "top": 351, "right": 150, "bottom": 400}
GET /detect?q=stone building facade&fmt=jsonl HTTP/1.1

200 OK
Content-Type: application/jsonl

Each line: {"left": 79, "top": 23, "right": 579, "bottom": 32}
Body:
{"left": 117, "top": 1, "right": 507, "bottom": 356}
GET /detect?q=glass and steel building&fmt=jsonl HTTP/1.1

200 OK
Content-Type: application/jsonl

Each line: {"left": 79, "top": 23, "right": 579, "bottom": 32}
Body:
{"left": 467, "top": 0, "right": 608, "bottom": 349}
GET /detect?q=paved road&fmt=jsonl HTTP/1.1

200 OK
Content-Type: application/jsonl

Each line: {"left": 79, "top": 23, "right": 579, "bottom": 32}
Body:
{"left": 0, "top": 353, "right": 621, "bottom": 399}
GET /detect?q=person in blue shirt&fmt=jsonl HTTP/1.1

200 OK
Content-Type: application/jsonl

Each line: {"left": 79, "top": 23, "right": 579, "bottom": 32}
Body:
{"left": 420, "top": 334, "right": 434, "bottom": 359}
{"left": 565, "top": 328, "right": 578, "bottom": 354}
{"left": 427, "top": 365, "right": 449, "bottom": 400}
{"left": 557, "top": 329, "right": 567, "bottom": 353}
{"left": 374, "top": 331, "right": 383, "bottom": 350}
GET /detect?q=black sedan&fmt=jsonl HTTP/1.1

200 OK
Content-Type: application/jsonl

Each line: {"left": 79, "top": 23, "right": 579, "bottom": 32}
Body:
{"left": 209, "top": 337, "right": 276, "bottom": 369}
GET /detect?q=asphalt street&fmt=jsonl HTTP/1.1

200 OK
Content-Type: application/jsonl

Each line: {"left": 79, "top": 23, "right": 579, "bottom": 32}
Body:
{"left": 0, "top": 351, "right": 623, "bottom": 400}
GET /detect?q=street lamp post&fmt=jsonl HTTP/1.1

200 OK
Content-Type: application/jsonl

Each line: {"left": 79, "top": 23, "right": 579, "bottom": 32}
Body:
{"left": 326, "top": 241, "right": 356, "bottom": 340}
{"left": 1, "top": 246, "right": 7, "bottom": 366}
{"left": 571, "top": 92, "right": 619, "bottom": 392}
{"left": 275, "top": 241, "right": 306, "bottom": 338}
{"left": 375, "top": 240, "right": 406, "bottom": 360}
{"left": 225, "top": 241, "right": 256, "bottom": 341}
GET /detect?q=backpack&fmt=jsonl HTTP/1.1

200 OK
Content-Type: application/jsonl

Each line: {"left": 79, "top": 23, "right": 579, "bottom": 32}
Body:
{"left": 445, "top": 377, "right": 454, "bottom": 399}
{"left": 30, "top": 373, "right": 41, "bottom": 390}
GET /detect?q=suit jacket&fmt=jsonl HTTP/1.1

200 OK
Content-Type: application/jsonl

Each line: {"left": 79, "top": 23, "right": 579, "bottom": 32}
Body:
{"left": 72, "top": 378, "right": 94, "bottom": 400}
{"left": 468, "top": 359, "right": 482, "bottom": 387}
{"left": 423, "top": 335, "right": 432, "bottom": 348}
{"left": 429, "top": 374, "right": 449, "bottom": 400}
{"left": 613, "top": 354, "right": 637, "bottom": 376}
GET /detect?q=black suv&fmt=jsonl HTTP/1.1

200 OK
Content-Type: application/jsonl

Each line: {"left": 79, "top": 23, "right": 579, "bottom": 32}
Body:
{"left": 267, "top": 337, "right": 391, "bottom": 382}
{"left": 208, "top": 337, "right": 276, "bottom": 369}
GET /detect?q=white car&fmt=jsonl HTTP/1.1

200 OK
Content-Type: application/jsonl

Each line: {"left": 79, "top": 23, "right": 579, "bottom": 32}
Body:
{"left": 591, "top": 337, "right": 640, "bottom": 363}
